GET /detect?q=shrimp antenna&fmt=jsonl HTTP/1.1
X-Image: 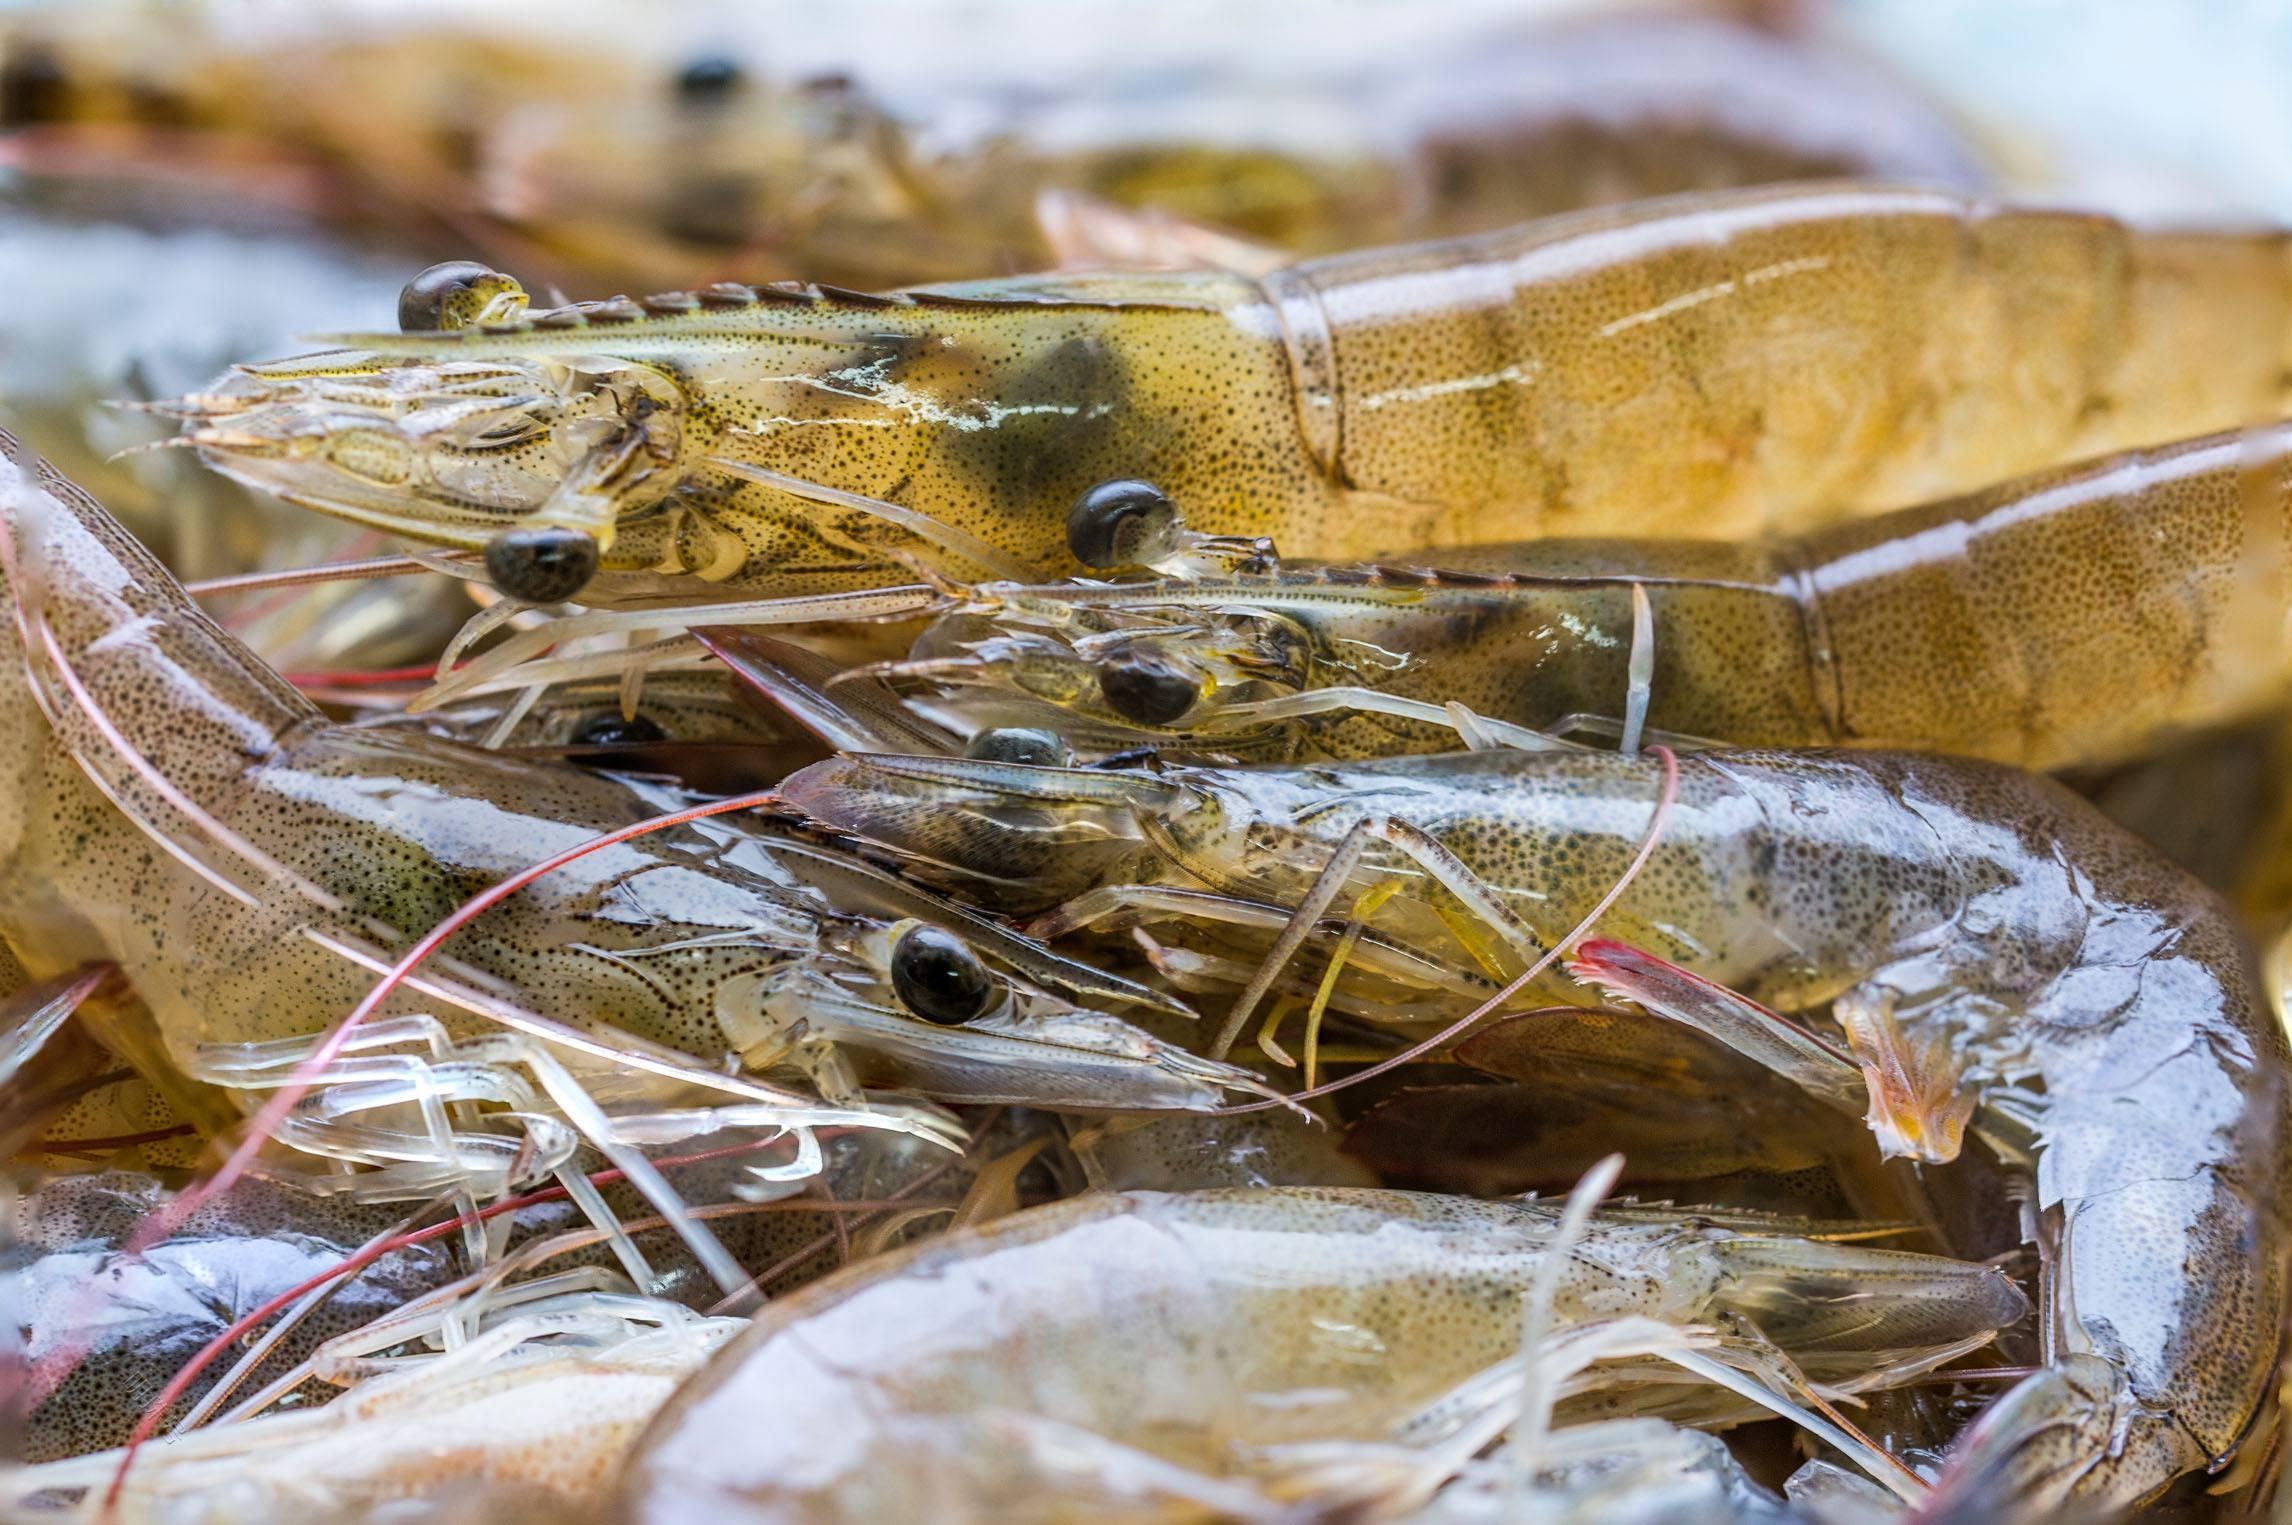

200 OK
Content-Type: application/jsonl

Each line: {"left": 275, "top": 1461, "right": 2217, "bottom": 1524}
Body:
{"left": 1507, "top": 1154, "right": 1625, "bottom": 1497}
{"left": 1205, "top": 745, "right": 1680, "bottom": 1116}
{"left": 101, "top": 1133, "right": 830, "bottom": 1508}
{"left": 183, "top": 553, "right": 462, "bottom": 598}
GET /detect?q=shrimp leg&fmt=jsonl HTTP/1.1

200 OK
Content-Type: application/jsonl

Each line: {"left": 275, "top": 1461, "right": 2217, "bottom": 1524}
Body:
{"left": 1208, "top": 816, "right": 1551, "bottom": 1059}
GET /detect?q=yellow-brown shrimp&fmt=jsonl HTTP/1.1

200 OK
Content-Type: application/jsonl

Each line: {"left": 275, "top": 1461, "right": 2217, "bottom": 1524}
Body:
{"left": 0, "top": 6, "right": 1982, "bottom": 294}
{"left": 783, "top": 745, "right": 2291, "bottom": 1509}
{"left": 621, "top": 1188, "right": 2026, "bottom": 1520}
{"left": 0, "top": 431, "right": 1283, "bottom": 1305}
{"left": 171, "top": 186, "right": 2292, "bottom": 608}
{"left": 845, "top": 422, "right": 2292, "bottom": 772}
{"left": 486, "top": 9, "right": 1988, "bottom": 292}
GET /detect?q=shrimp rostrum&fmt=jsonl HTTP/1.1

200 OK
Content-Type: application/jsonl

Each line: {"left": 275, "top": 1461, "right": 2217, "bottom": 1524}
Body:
{"left": 621, "top": 1187, "right": 2027, "bottom": 1521}
{"left": 169, "top": 185, "right": 2292, "bottom": 606}
{"left": 784, "top": 744, "right": 2292, "bottom": 1509}
{"left": 0, "top": 432, "right": 1271, "bottom": 1293}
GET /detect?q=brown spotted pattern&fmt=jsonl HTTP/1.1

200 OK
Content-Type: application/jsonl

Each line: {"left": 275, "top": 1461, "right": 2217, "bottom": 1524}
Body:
{"left": 786, "top": 745, "right": 2290, "bottom": 1505}
{"left": 916, "top": 420, "right": 2292, "bottom": 771}
{"left": 0, "top": 434, "right": 1256, "bottom": 1120}
{"left": 183, "top": 187, "right": 2292, "bottom": 607}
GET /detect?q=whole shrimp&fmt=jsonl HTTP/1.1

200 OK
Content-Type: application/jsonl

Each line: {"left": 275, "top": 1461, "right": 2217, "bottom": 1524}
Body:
{"left": 620, "top": 1187, "right": 2026, "bottom": 1521}
{"left": 0, "top": 432, "right": 1272, "bottom": 1294}
{"left": 831, "top": 420, "right": 2292, "bottom": 771}
{"left": 170, "top": 185, "right": 2292, "bottom": 606}
{"left": 783, "top": 744, "right": 2291, "bottom": 1508}
{"left": 0, "top": 5, "right": 1982, "bottom": 296}
{"left": 487, "top": 7, "right": 1987, "bottom": 293}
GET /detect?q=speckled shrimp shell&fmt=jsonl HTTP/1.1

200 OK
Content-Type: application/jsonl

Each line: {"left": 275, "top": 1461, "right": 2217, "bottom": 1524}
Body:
{"left": 0, "top": 430, "right": 1278, "bottom": 1304}
{"left": 621, "top": 1188, "right": 2027, "bottom": 1520}
{"left": 782, "top": 744, "right": 2291, "bottom": 1509}
{"left": 169, "top": 186, "right": 2292, "bottom": 608}
{"left": 806, "top": 419, "right": 2292, "bottom": 772}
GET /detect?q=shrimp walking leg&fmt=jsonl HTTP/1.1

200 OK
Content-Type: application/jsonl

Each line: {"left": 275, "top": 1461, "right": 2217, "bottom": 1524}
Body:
{"left": 1208, "top": 814, "right": 1550, "bottom": 1059}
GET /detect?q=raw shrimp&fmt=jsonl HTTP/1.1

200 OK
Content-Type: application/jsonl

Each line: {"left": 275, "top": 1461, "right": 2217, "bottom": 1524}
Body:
{"left": 0, "top": 10, "right": 626, "bottom": 279}
{"left": 0, "top": 209, "right": 404, "bottom": 584}
{"left": 490, "top": 8, "right": 1987, "bottom": 292}
{"left": 621, "top": 1187, "right": 2025, "bottom": 1520}
{"left": 353, "top": 667, "right": 835, "bottom": 798}
{"left": 1065, "top": 1106, "right": 1376, "bottom": 1192}
{"left": 0, "top": 431, "right": 1273, "bottom": 1293}
{"left": 4, "top": 1285, "right": 742, "bottom": 1519}
{"left": 847, "top": 421, "right": 2292, "bottom": 771}
{"left": 0, "top": 208, "right": 478, "bottom": 677}
{"left": 5, "top": 1115, "right": 988, "bottom": 1472}
{"left": 1341, "top": 1007, "right": 1872, "bottom": 1212}
{"left": 783, "top": 744, "right": 2291, "bottom": 1507}
{"left": 372, "top": 670, "right": 802, "bottom": 752}
{"left": 0, "top": 5, "right": 1982, "bottom": 294}
{"left": 172, "top": 185, "right": 2292, "bottom": 606}
{"left": 4, "top": 1170, "right": 458, "bottom": 1462}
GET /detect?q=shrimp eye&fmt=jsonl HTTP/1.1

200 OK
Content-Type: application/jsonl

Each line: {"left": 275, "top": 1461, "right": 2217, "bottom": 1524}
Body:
{"left": 1099, "top": 658, "right": 1198, "bottom": 727}
{"left": 890, "top": 926, "right": 997, "bottom": 1026}
{"left": 1067, "top": 479, "right": 1176, "bottom": 569}
{"left": 486, "top": 527, "right": 600, "bottom": 604}
{"left": 571, "top": 713, "right": 667, "bottom": 747}
{"left": 675, "top": 55, "right": 745, "bottom": 102}
{"left": 399, "top": 261, "right": 516, "bottom": 333}
{"left": 0, "top": 46, "right": 66, "bottom": 128}
{"left": 964, "top": 728, "right": 1070, "bottom": 767}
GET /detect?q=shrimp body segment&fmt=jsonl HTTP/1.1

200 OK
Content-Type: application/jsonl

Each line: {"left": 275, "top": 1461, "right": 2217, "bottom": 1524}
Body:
{"left": 890, "top": 422, "right": 2292, "bottom": 770}
{"left": 784, "top": 746, "right": 2290, "bottom": 1507}
{"left": 177, "top": 186, "right": 2292, "bottom": 603}
{"left": 623, "top": 1188, "right": 2026, "bottom": 1520}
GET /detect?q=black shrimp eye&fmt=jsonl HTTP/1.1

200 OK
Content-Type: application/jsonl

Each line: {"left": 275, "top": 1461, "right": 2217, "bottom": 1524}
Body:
{"left": 964, "top": 728, "right": 1070, "bottom": 767}
{"left": 398, "top": 260, "right": 512, "bottom": 332}
{"left": 890, "top": 925, "right": 997, "bottom": 1026}
{"left": 675, "top": 55, "right": 746, "bottom": 103}
{"left": 570, "top": 712, "right": 667, "bottom": 747}
{"left": 1099, "top": 658, "right": 1199, "bottom": 727}
{"left": 398, "top": 260, "right": 497, "bottom": 332}
{"left": 485, "top": 527, "right": 600, "bottom": 605}
{"left": 0, "top": 46, "right": 67, "bottom": 129}
{"left": 1067, "top": 479, "right": 1177, "bottom": 569}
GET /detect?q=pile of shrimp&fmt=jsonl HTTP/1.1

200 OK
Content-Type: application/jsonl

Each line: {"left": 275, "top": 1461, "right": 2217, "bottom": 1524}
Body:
{"left": 3, "top": 3, "right": 2291, "bottom": 1522}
